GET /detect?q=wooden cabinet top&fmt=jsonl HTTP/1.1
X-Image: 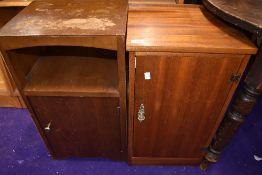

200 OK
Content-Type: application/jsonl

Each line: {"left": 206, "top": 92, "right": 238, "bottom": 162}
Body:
{"left": 128, "top": 0, "right": 177, "bottom": 5}
{"left": 0, "top": 0, "right": 32, "bottom": 7}
{"left": 0, "top": 0, "right": 128, "bottom": 36}
{"left": 126, "top": 5, "right": 257, "bottom": 54}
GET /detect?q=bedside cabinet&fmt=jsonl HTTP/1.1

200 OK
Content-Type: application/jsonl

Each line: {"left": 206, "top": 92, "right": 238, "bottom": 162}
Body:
{"left": 0, "top": 0, "right": 127, "bottom": 160}
{"left": 126, "top": 5, "right": 257, "bottom": 165}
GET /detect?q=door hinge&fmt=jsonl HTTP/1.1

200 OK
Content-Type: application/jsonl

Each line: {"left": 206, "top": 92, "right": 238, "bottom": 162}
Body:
{"left": 229, "top": 74, "right": 241, "bottom": 83}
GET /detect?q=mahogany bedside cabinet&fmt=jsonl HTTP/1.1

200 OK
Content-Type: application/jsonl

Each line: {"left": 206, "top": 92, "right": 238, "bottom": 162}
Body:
{"left": 126, "top": 4, "right": 257, "bottom": 165}
{"left": 0, "top": 0, "right": 127, "bottom": 160}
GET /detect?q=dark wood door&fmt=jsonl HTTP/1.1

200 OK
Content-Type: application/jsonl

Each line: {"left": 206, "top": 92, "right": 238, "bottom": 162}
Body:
{"left": 133, "top": 53, "right": 245, "bottom": 160}
{"left": 29, "top": 96, "right": 122, "bottom": 160}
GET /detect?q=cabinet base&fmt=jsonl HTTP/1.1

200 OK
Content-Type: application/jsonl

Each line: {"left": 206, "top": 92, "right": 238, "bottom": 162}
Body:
{"left": 129, "top": 157, "right": 201, "bottom": 165}
{"left": 0, "top": 95, "right": 25, "bottom": 108}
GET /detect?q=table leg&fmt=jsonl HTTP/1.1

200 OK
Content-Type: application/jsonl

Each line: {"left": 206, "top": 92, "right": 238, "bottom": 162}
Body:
{"left": 200, "top": 44, "right": 262, "bottom": 170}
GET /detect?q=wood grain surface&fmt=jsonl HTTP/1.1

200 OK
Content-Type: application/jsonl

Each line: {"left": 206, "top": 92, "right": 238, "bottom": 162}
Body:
{"left": 0, "top": 52, "right": 8, "bottom": 95}
{"left": 0, "top": 0, "right": 128, "bottom": 36}
{"left": 129, "top": 53, "right": 248, "bottom": 164}
{"left": 127, "top": 4, "right": 254, "bottom": 165}
{"left": 24, "top": 56, "right": 119, "bottom": 97}
{"left": 0, "top": 0, "right": 127, "bottom": 158}
{"left": 0, "top": 5, "right": 27, "bottom": 108}
{"left": 29, "top": 96, "right": 123, "bottom": 159}
{"left": 0, "top": 6, "right": 25, "bottom": 95}
{"left": 129, "top": 0, "right": 178, "bottom": 5}
{"left": 0, "top": 0, "right": 32, "bottom": 7}
{"left": 126, "top": 5, "right": 257, "bottom": 54}
{"left": 0, "top": 74, "right": 7, "bottom": 94}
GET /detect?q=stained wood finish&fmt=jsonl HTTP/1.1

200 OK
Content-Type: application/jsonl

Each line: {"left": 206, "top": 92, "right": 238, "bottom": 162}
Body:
{"left": 175, "top": 0, "right": 184, "bottom": 3}
{"left": 201, "top": 45, "right": 262, "bottom": 170}
{"left": 201, "top": 83, "right": 262, "bottom": 170}
{"left": 1, "top": 36, "right": 118, "bottom": 51}
{"left": 203, "top": 0, "right": 262, "bottom": 35}
{"left": 0, "top": 0, "right": 32, "bottom": 7}
{"left": 117, "top": 35, "right": 128, "bottom": 160}
{"left": 127, "top": 5, "right": 256, "bottom": 54}
{"left": 0, "top": 0, "right": 127, "bottom": 36}
{"left": 200, "top": 0, "right": 262, "bottom": 170}
{"left": 127, "top": 5, "right": 255, "bottom": 165}
{"left": 29, "top": 96, "right": 122, "bottom": 159}
{"left": 0, "top": 4, "right": 27, "bottom": 108}
{"left": 24, "top": 56, "right": 119, "bottom": 97}
{"left": 0, "top": 95, "right": 23, "bottom": 107}
{"left": 7, "top": 48, "right": 38, "bottom": 89}
{"left": 129, "top": 0, "right": 178, "bottom": 5}
{"left": 24, "top": 55, "right": 119, "bottom": 97}
{"left": 0, "top": 53, "right": 8, "bottom": 95}
{"left": 0, "top": 0, "right": 127, "bottom": 159}
{"left": 130, "top": 53, "right": 248, "bottom": 164}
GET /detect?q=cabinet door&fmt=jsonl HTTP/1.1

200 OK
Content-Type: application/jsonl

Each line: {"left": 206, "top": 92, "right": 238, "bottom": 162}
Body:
{"left": 29, "top": 96, "right": 122, "bottom": 160}
{"left": 133, "top": 53, "right": 246, "bottom": 162}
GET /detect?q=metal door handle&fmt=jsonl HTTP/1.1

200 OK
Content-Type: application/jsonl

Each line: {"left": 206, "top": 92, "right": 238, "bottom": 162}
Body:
{"left": 44, "top": 122, "right": 51, "bottom": 131}
{"left": 138, "top": 104, "right": 145, "bottom": 122}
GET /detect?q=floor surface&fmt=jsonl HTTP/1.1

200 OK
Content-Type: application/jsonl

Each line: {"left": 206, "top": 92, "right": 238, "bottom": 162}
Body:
{"left": 0, "top": 97, "right": 261, "bottom": 175}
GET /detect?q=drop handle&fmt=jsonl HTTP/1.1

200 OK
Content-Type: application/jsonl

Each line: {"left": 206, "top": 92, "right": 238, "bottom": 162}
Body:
{"left": 44, "top": 122, "right": 51, "bottom": 131}
{"left": 138, "top": 104, "right": 145, "bottom": 123}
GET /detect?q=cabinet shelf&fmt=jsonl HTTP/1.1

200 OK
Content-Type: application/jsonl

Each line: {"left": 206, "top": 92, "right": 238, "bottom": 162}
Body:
{"left": 24, "top": 56, "right": 119, "bottom": 97}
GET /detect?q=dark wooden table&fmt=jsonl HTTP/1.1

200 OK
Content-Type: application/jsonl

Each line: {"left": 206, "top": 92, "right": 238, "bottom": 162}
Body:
{"left": 201, "top": 0, "right": 262, "bottom": 170}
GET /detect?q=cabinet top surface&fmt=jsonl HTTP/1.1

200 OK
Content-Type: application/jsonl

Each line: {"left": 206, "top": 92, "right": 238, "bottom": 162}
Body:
{"left": 126, "top": 5, "right": 257, "bottom": 54}
{"left": 0, "top": 0, "right": 128, "bottom": 36}
{"left": 0, "top": 0, "right": 32, "bottom": 7}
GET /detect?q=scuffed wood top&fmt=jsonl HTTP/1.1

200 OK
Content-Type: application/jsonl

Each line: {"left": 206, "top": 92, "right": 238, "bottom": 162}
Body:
{"left": 129, "top": 0, "right": 177, "bottom": 5}
{"left": 203, "top": 0, "right": 262, "bottom": 35}
{"left": 126, "top": 5, "right": 257, "bottom": 54}
{"left": 0, "top": 0, "right": 32, "bottom": 7}
{"left": 0, "top": 0, "right": 128, "bottom": 36}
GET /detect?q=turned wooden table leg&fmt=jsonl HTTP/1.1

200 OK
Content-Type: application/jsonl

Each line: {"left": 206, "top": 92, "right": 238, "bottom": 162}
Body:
{"left": 200, "top": 44, "right": 262, "bottom": 171}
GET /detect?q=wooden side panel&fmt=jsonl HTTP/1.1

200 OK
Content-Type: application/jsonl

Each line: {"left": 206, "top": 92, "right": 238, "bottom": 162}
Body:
{"left": 0, "top": 6, "right": 26, "bottom": 108}
{"left": 0, "top": 95, "right": 23, "bottom": 107}
{"left": 132, "top": 53, "right": 245, "bottom": 160}
{"left": 117, "top": 36, "right": 127, "bottom": 160}
{"left": 0, "top": 54, "right": 9, "bottom": 95}
{"left": 28, "top": 96, "right": 123, "bottom": 160}
{"left": 0, "top": 50, "right": 25, "bottom": 108}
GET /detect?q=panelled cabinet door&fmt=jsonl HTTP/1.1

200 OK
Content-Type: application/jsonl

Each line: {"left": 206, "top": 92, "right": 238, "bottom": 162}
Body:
{"left": 133, "top": 53, "right": 245, "bottom": 161}
{"left": 29, "top": 96, "right": 122, "bottom": 160}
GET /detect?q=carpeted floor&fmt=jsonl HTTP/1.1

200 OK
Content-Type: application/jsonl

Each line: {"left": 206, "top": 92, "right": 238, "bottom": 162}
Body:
{"left": 0, "top": 97, "right": 261, "bottom": 175}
